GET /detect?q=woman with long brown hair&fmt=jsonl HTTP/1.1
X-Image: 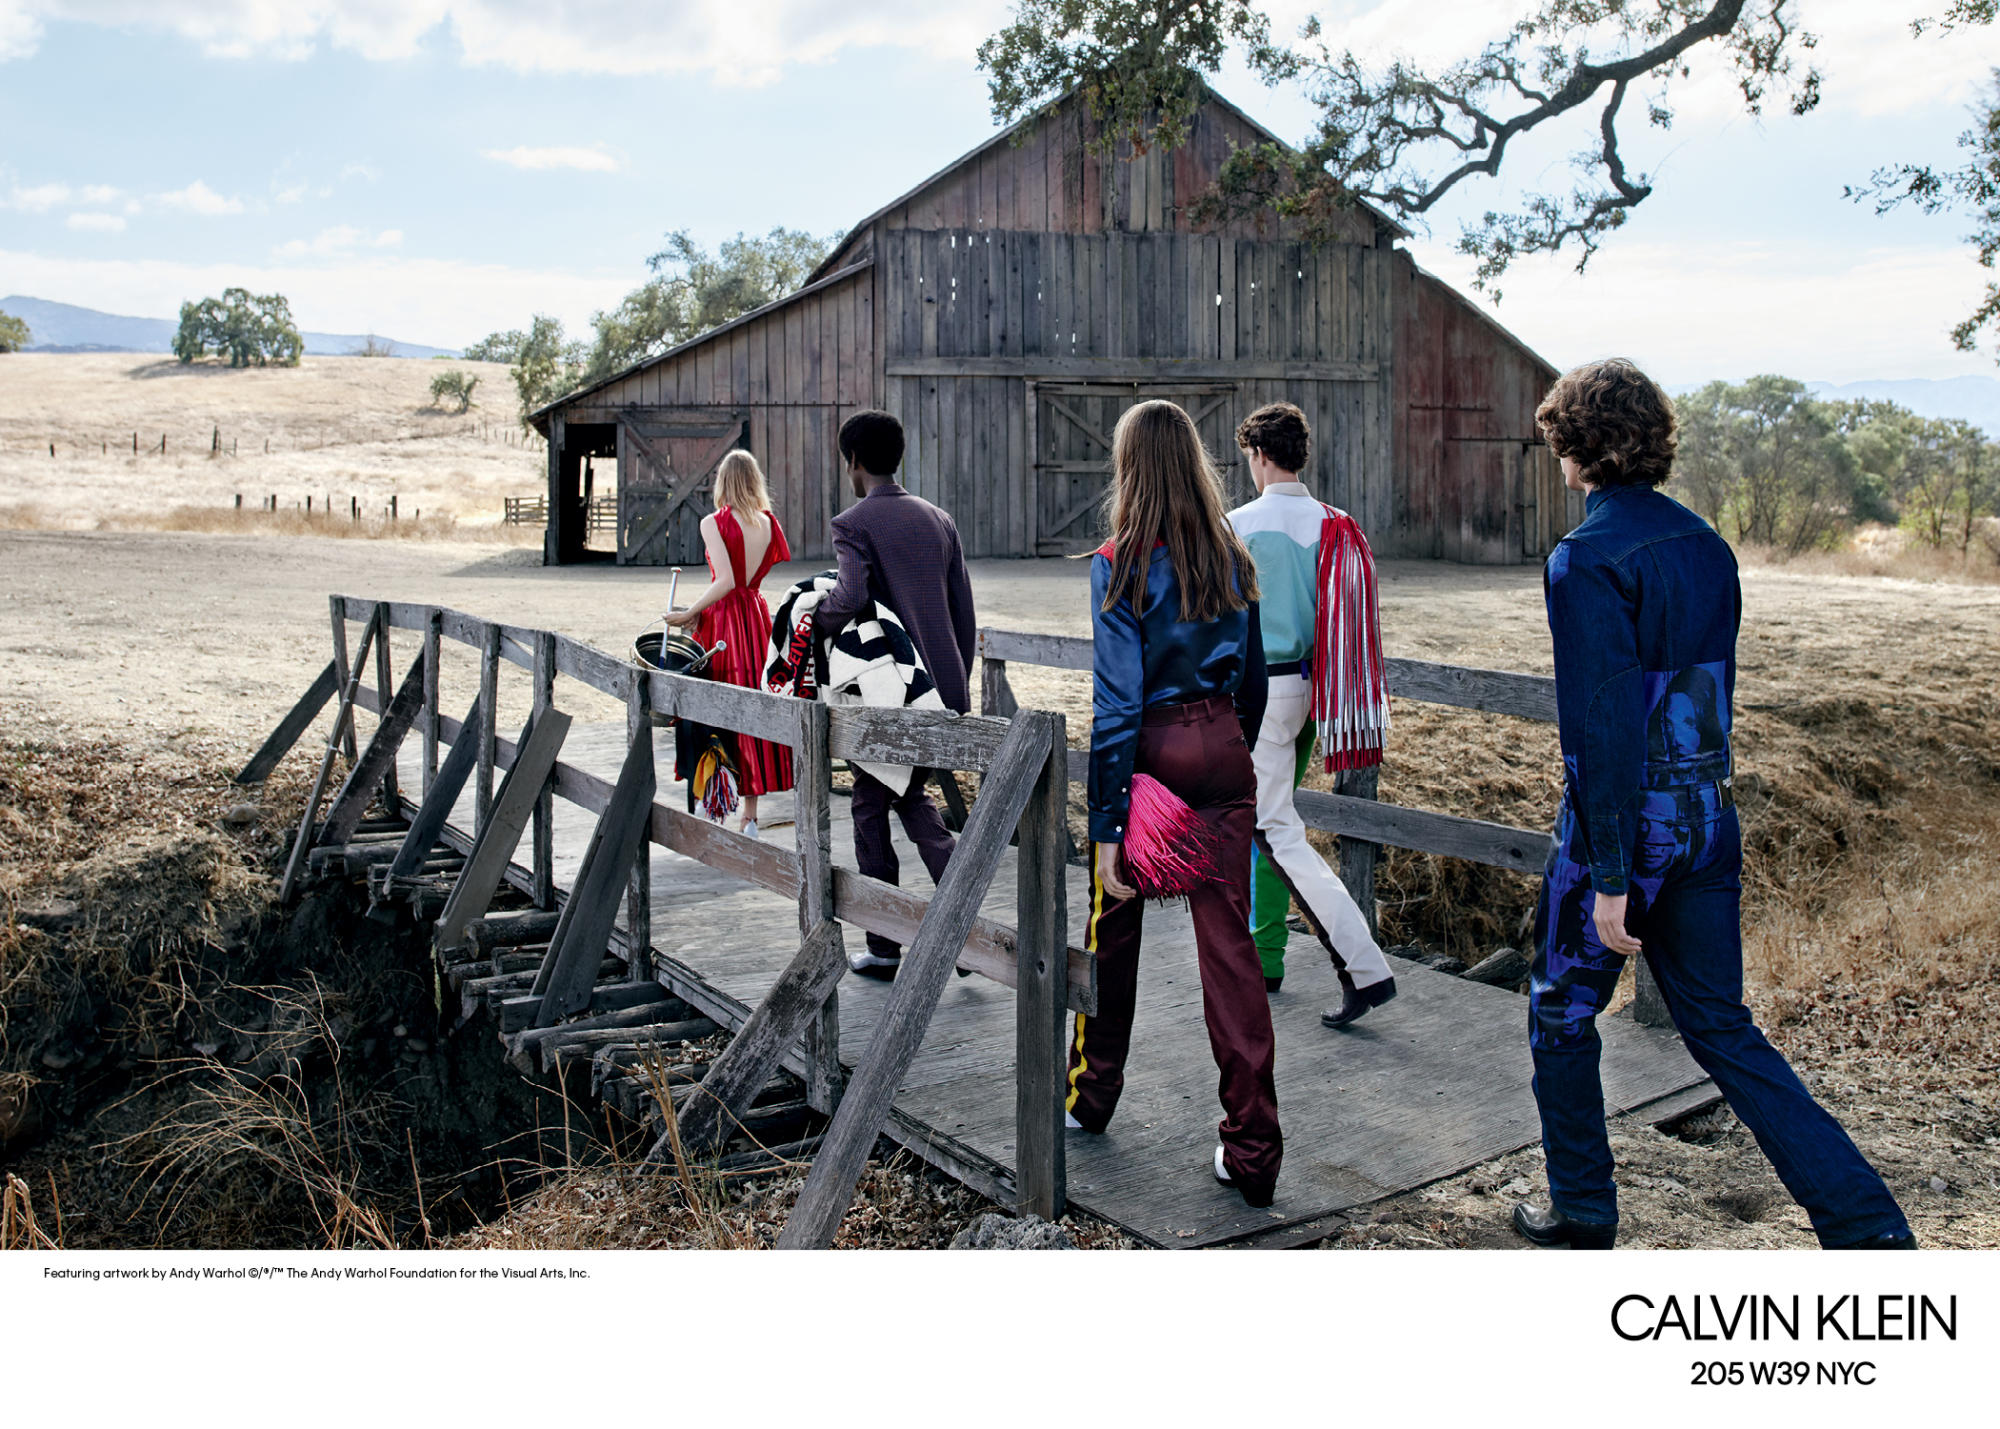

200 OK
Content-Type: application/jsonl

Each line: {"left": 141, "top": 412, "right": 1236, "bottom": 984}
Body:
{"left": 665, "top": 450, "right": 794, "bottom": 835}
{"left": 1069, "top": 399, "right": 1281, "bottom": 1207}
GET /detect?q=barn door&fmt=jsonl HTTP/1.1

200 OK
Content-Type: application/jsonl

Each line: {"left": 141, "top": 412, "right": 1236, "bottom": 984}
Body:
{"left": 1030, "top": 383, "right": 1242, "bottom": 555}
{"left": 616, "top": 414, "right": 748, "bottom": 567}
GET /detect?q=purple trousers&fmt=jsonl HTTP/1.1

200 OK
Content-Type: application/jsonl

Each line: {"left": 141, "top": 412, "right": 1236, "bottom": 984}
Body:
{"left": 1065, "top": 696, "right": 1283, "bottom": 1196}
{"left": 851, "top": 766, "right": 956, "bottom": 959}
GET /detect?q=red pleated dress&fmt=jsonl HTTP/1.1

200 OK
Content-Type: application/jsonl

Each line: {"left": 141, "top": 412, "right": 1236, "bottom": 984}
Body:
{"left": 694, "top": 506, "right": 794, "bottom": 797}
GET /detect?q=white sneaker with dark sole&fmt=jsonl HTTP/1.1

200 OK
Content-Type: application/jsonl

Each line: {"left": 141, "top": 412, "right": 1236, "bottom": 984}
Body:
{"left": 846, "top": 949, "right": 902, "bottom": 981}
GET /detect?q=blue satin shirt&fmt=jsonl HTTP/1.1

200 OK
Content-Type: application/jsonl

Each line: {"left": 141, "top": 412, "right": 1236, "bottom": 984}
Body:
{"left": 1544, "top": 485, "right": 1740, "bottom": 895}
{"left": 1088, "top": 545, "right": 1268, "bottom": 843}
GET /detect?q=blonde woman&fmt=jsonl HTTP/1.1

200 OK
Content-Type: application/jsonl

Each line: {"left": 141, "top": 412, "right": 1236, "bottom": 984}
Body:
{"left": 665, "top": 450, "right": 794, "bottom": 828}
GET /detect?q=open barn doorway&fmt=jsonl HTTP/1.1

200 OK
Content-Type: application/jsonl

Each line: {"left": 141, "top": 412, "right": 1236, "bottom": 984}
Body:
{"left": 1030, "top": 382, "right": 1242, "bottom": 554}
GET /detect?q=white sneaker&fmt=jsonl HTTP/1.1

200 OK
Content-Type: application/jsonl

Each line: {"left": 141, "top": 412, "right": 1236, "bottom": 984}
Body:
{"left": 846, "top": 948, "right": 902, "bottom": 982}
{"left": 1213, "top": 1145, "right": 1233, "bottom": 1185}
{"left": 1065, "top": 1111, "right": 1084, "bottom": 1130}
{"left": 739, "top": 818, "right": 758, "bottom": 841}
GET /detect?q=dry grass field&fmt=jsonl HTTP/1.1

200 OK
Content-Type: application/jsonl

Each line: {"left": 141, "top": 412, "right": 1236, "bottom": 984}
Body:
{"left": 1, "top": 353, "right": 1995, "bottom": 1249}
{"left": 0, "top": 352, "right": 542, "bottom": 535}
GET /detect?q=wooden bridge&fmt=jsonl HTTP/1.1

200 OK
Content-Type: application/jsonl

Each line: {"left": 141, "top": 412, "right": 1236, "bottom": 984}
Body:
{"left": 238, "top": 595, "right": 1715, "bottom": 1248}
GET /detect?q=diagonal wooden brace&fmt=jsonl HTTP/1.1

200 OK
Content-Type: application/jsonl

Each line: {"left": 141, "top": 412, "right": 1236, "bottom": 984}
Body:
{"left": 432, "top": 708, "right": 573, "bottom": 955}
{"left": 777, "top": 713, "right": 1055, "bottom": 1249}
{"left": 278, "top": 610, "right": 380, "bottom": 903}
{"left": 320, "top": 650, "right": 427, "bottom": 848}
{"left": 530, "top": 724, "right": 655, "bottom": 1028}
{"left": 385, "top": 690, "right": 484, "bottom": 882}
{"left": 235, "top": 660, "right": 337, "bottom": 784}
{"left": 662, "top": 918, "right": 845, "bottom": 1160}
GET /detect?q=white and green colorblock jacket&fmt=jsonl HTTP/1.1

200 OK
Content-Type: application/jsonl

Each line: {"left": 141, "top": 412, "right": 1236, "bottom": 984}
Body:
{"left": 1226, "top": 480, "right": 1324, "bottom": 665}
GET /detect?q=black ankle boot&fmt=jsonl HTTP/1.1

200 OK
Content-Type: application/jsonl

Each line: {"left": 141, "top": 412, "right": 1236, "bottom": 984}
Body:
{"left": 1512, "top": 1202, "right": 1618, "bottom": 1249}
{"left": 1321, "top": 973, "right": 1397, "bottom": 1028}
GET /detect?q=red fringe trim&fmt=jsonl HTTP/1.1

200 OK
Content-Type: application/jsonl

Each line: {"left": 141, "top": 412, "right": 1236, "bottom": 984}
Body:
{"left": 1121, "top": 773, "right": 1225, "bottom": 900}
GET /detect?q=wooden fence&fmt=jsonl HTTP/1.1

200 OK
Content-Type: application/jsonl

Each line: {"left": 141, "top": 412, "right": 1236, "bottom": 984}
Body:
{"left": 240, "top": 595, "right": 1090, "bottom": 1244}
{"left": 504, "top": 495, "right": 617, "bottom": 531}
{"left": 978, "top": 627, "right": 1558, "bottom": 913}
{"left": 976, "top": 628, "right": 1676, "bottom": 1025}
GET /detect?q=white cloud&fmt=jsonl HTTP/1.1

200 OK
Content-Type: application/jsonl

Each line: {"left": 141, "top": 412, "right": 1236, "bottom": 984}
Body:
{"left": 483, "top": 145, "right": 619, "bottom": 172}
{"left": 8, "top": 182, "right": 72, "bottom": 212}
{"left": 0, "top": 244, "right": 632, "bottom": 349}
{"left": 154, "top": 180, "right": 244, "bottom": 215}
{"left": 65, "top": 211, "right": 125, "bottom": 231}
{"left": 1405, "top": 234, "right": 2000, "bottom": 386}
{"left": 274, "top": 182, "right": 312, "bottom": 204}
{"left": 274, "top": 224, "right": 404, "bottom": 258}
{"left": 0, "top": 1, "right": 1002, "bottom": 83}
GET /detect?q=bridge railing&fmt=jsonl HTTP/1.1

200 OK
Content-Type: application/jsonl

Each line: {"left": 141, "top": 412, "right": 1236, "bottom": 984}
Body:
{"left": 976, "top": 626, "right": 1560, "bottom": 933}
{"left": 243, "top": 594, "right": 1085, "bottom": 1245}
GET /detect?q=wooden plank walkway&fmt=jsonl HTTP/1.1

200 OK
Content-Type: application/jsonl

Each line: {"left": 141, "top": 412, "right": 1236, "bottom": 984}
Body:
{"left": 399, "top": 723, "right": 1713, "bottom": 1248}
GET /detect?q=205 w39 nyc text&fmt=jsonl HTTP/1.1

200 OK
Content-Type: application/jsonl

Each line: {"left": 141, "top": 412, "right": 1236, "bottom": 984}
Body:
{"left": 1690, "top": 1361, "right": 1878, "bottom": 1386}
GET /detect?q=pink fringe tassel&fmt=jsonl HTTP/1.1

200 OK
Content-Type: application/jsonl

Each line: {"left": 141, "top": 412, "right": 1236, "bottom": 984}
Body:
{"left": 1122, "top": 773, "right": 1225, "bottom": 900}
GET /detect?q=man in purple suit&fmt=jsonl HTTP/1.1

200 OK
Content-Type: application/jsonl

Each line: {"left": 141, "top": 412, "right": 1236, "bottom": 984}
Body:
{"left": 813, "top": 409, "right": 978, "bottom": 979}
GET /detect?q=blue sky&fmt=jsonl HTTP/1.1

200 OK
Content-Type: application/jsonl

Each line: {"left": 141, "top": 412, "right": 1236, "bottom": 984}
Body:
{"left": 1, "top": 0, "right": 1996, "bottom": 385}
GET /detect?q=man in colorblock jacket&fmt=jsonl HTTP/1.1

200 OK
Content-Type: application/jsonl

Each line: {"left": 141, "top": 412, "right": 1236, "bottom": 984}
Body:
{"left": 1226, "top": 403, "right": 1398, "bottom": 1029}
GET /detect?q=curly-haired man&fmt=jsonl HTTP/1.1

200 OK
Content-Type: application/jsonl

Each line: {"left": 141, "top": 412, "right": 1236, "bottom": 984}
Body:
{"left": 1515, "top": 358, "right": 1913, "bottom": 1250}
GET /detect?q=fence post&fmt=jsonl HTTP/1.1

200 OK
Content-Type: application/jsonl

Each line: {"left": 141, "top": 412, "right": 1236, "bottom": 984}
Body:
{"left": 1014, "top": 711, "right": 1068, "bottom": 1219}
{"left": 421, "top": 609, "right": 442, "bottom": 794}
{"left": 1335, "top": 765, "right": 1381, "bottom": 941}
{"left": 624, "top": 673, "right": 653, "bottom": 980}
{"left": 372, "top": 602, "right": 399, "bottom": 818}
{"left": 980, "top": 650, "right": 1019, "bottom": 719}
{"left": 328, "top": 595, "right": 358, "bottom": 764}
{"left": 533, "top": 630, "right": 557, "bottom": 912}
{"left": 796, "top": 699, "right": 844, "bottom": 1113}
{"left": 477, "top": 624, "right": 500, "bottom": 835}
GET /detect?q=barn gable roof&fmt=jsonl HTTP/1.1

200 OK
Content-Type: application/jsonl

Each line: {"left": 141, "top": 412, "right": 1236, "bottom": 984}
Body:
{"left": 804, "top": 82, "right": 1405, "bottom": 285}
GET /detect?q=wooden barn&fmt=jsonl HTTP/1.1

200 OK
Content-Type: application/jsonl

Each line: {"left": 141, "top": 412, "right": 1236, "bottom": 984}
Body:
{"left": 530, "top": 87, "right": 1574, "bottom": 568}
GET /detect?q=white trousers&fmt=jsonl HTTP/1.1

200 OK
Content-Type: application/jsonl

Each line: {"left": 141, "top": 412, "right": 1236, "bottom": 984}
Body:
{"left": 1253, "top": 676, "right": 1393, "bottom": 987}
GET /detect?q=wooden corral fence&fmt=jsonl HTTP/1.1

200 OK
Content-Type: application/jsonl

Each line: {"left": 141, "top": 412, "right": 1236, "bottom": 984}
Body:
{"left": 505, "top": 495, "right": 617, "bottom": 531}
{"left": 238, "top": 595, "right": 1090, "bottom": 1243}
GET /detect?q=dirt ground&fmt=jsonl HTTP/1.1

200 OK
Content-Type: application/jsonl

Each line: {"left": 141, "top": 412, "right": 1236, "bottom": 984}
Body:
{"left": 2, "top": 526, "right": 1996, "bottom": 1249}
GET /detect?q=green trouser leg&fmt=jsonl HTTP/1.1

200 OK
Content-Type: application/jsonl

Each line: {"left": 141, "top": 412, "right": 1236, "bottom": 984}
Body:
{"left": 1249, "top": 724, "right": 1317, "bottom": 979}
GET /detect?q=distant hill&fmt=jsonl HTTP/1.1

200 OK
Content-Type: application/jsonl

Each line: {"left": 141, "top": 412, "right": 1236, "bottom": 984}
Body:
{"left": 1670, "top": 373, "right": 2000, "bottom": 436}
{"left": 0, "top": 295, "right": 459, "bottom": 359}
{"left": 1803, "top": 377, "right": 2000, "bottom": 436}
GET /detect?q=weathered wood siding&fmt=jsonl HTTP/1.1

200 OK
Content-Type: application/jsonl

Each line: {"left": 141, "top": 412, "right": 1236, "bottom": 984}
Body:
{"left": 560, "top": 265, "right": 877, "bottom": 559}
{"left": 538, "top": 89, "right": 1565, "bottom": 567}
{"left": 1391, "top": 256, "right": 1574, "bottom": 562}
{"left": 818, "top": 98, "right": 1378, "bottom": 274}
{"left": 875, "top": 228, "right": 1396, "bottom": 555}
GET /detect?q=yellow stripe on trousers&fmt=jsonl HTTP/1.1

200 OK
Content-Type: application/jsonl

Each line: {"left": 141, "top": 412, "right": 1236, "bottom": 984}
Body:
{"left": 1065, "top": 856, "right": 1110, "bottom": 1113}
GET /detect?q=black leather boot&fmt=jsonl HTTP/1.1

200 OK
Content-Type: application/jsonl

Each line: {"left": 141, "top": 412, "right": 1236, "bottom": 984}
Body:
{"left": 1321, "top": 972, "right": 1397, "bottom": 1028}
{"left": 1832, "top": 1230, "right": 1919, "bottom": 1249}
{"left": 1512, "top": 1202, "right": 1618, "bottom": 1249}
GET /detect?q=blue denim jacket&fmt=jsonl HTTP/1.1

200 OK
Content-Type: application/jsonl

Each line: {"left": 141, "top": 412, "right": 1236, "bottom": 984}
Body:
{"left": 1543, "top": 485, "right": 1740, "bottom": 895}
{"left": 1088, "top": 546, "right": 1268, "bottom": 843}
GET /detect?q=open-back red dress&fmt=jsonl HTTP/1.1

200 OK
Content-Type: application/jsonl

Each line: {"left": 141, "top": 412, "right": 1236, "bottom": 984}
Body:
{"left": 694, "top": 506, "right": 793, "bottom": 797}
